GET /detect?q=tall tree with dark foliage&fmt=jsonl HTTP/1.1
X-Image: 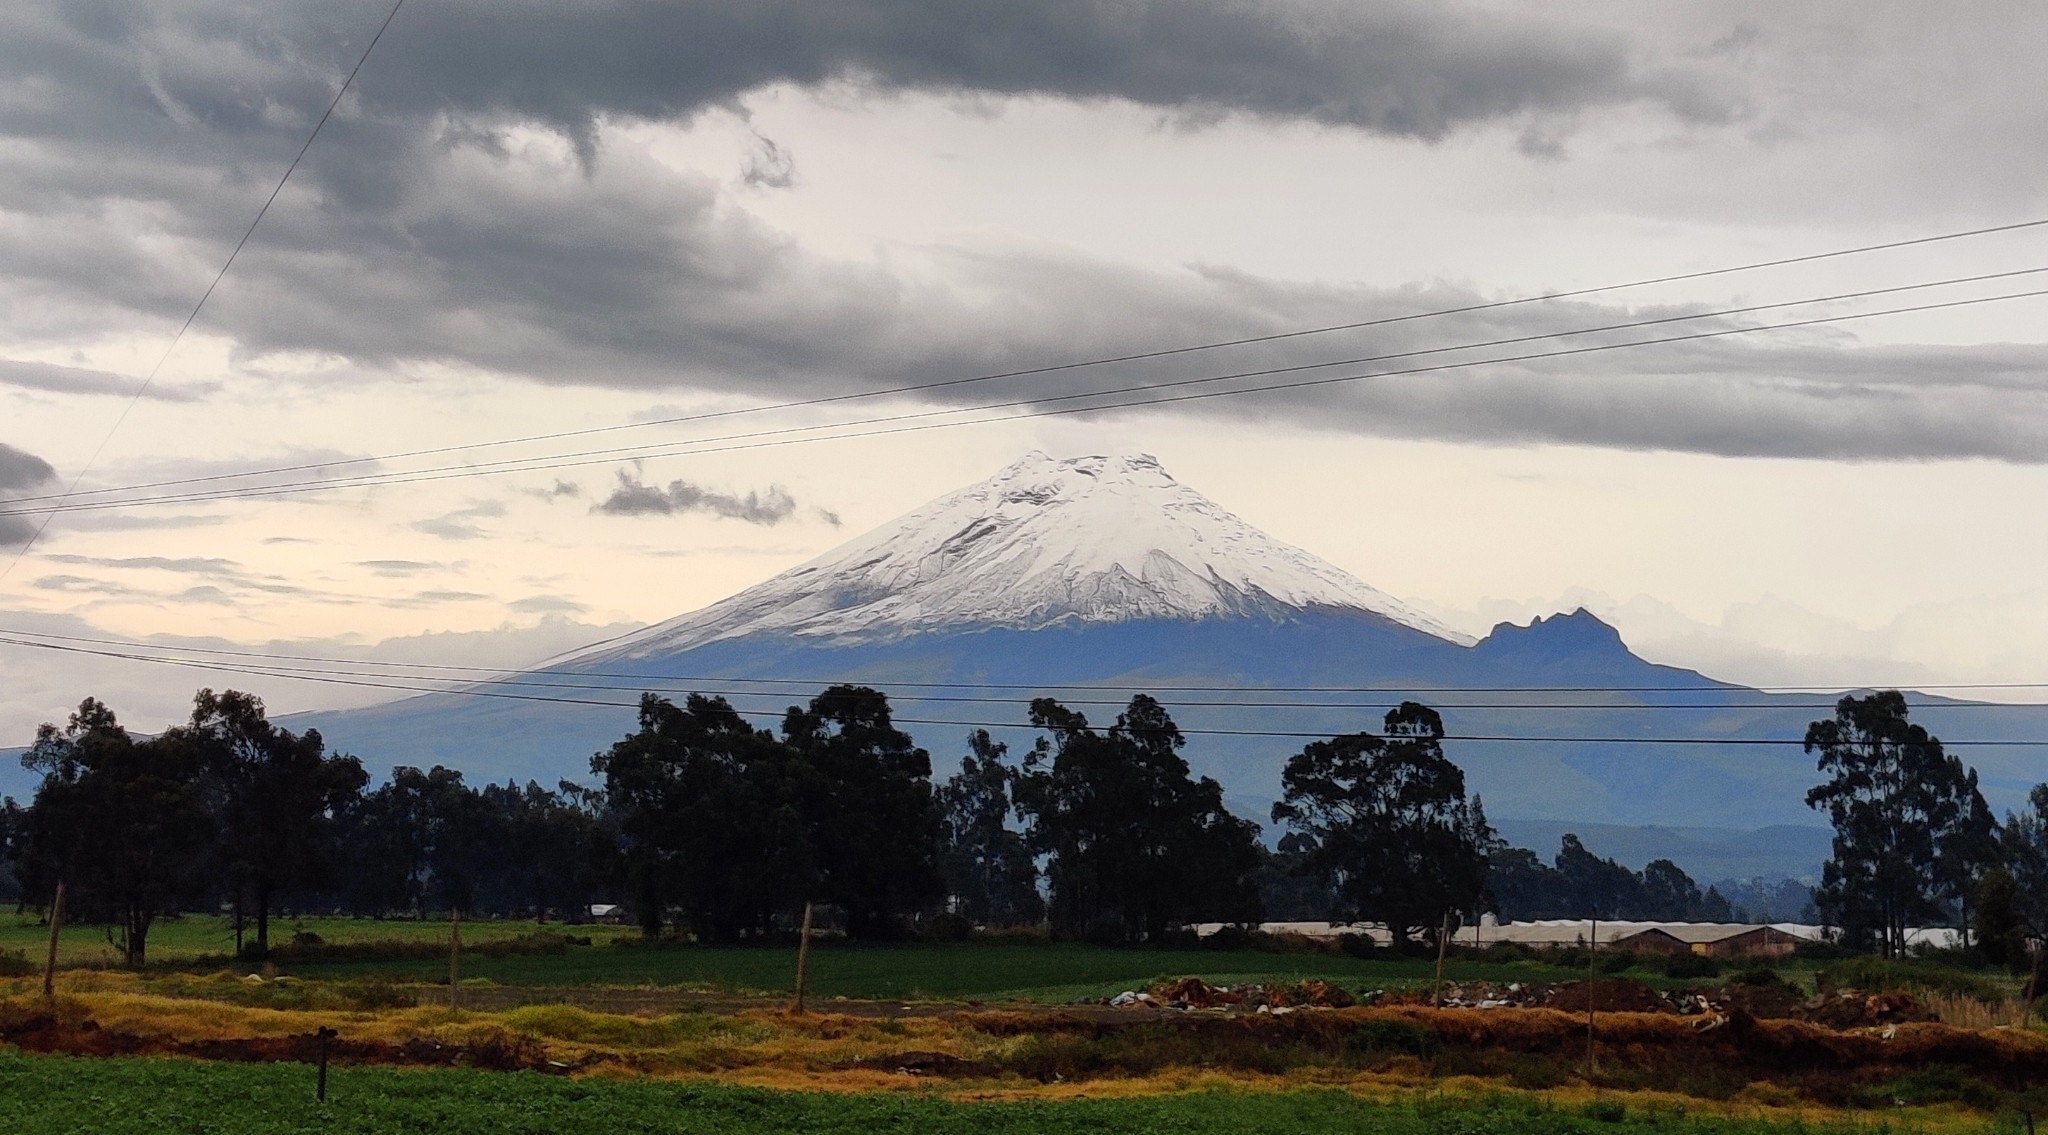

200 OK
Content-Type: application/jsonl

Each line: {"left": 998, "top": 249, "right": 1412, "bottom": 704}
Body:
{"left": 781, "top": 685, "right": 945, "bottom": 938}
{"left": 1272, "top": 702, "right": 1492, "bottom": 945}
{"left": 1805, "top": 691, "right": 1976, "bottom": 956}
{"left": 594, "top": 693, "right": 807, "bottom": 940}
{"left": 1016, "top": 695, "right": 1261, "bottom": 942}
{"left": 20, "top": 699, "right": 210, "bottom": 967}
{"left": 182, "top": 689, "right": 366, "bottom": 956}
{"left": 936, "top": 730, "right": 1042, "bottom": 927}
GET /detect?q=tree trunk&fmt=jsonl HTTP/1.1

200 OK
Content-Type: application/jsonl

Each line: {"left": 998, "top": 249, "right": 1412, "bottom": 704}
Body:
{"left": 255, "top": 880, "right": 271, "bottom": 955}
{"left": 124, "top": 907, "right": 149, "bottom": 969}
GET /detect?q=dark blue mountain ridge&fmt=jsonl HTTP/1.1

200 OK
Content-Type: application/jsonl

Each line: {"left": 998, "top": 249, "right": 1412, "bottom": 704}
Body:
{"left": 283, "top": 602, "right": 2048, "bottom": 845}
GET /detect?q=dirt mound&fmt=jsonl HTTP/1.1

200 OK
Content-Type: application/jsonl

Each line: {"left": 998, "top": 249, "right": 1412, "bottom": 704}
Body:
{"left": 0, "top": 1011, "right": 560, "bottom": 1072}
{"left": 842, "top": 1050, "right": 1002, "bottom": 1077}
{"left": 1124, "top": 977, "right": 1357, "bottom": 1011}
{"left": 1266, "top": 980, "right": 1357, "bottom": 1009}
{"left": 1543, "top": 979, "right": 1673, "bottom": 1014}
{"left": 1796, "top": 989, "right": 1936, "bottom": 1029}
{"left": 1151, "top": 977, "right": 1236, "bottom": 1008}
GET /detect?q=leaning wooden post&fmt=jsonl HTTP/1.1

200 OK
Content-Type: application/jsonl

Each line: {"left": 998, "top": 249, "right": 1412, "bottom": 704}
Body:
{"left": 1433, "top": 911, "right": 1452, "bottom": 1008}
{"left": 2024, "top": 943, "right": 2041, "bottom": 1030}
{"left": 791, "top": 901, "right": 815, "bottom": 1015}
{"left": 41, "top": 881, "right": 66, "bottom": 1001}
{"left": 1585, "top": 917, "right": 1598, "bottom": 1078}
{"left": 315, "top": 1026, "right": 337, "bottom": 1102}
{"left": 447, "top": 908, "right": 462, "bottom": 1009}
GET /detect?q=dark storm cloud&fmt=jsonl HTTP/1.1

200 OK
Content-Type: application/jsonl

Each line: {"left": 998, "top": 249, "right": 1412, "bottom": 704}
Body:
{"left": 0, "top": 1, "right": 1731, "bottom": 355}
{"left": 0, "top": 440, "right": 58, "bottom": 545}
{"left": 231, "top": 0, "right": 1726, "bottom": 143}
{"left": 596, "top": 470, "right": 800, "bottom": 525}
{"left": 11, "top": 1, "right": 2048, "bottom": 465}
{"left": 0, "top": 441, "right": 55, "bottom": 492}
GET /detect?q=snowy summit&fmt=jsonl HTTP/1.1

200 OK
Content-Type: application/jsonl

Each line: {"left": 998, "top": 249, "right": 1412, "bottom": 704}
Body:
{"left": 586, "top": 452, "right": 1469, "bottom": 658}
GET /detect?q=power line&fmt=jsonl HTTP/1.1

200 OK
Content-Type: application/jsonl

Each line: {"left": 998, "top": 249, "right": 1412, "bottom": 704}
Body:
{"left": 4, "top": 627, "right": 2044, "bottom": 695}
{"left": 7, "top": 634, "right": 2048, "bottom": 749}
{"left": 0, "top": 635, "right": 2026, "bottom": 710}
{"left": 17, "top": 215, "right": 2048, "bottom": 508}
{"left": 0, "top": 0, "right": 409, "bottom": 580}
{"left": 11, "top": 277, "right": 2048, "bottom": 518}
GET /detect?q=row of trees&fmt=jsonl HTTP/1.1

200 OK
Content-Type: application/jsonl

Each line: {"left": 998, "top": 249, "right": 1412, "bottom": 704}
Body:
{"left": 4, "top": 684, "right": 2044, "bottom": 965}
{"left": 0, "top": 692, "right": 616, "bottom": 964}
{"left": 1487, "top": 836, "right": 1738, "bottom": 924}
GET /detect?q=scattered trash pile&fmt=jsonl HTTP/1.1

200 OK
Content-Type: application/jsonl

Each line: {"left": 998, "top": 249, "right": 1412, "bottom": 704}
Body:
{"left": 1102, "top": 977, "right": 1368, "bottom": 1012}
{"left": 1795, "top": 989, "right": 1937, "bottom": 1028}
{"left": 1091, "top": 974, "right": 1938, "bottom": 1031}
{"left": 1434, "top": 979, "right": 1672, "bottom": 1013}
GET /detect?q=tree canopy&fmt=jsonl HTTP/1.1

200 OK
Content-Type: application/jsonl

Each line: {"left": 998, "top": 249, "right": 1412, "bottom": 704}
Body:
{"left": 1015, "top": 695, "right": 1261, "bottom": 942}
{"left": 1271, "top": 702, "right": 1493, "bottom": 943}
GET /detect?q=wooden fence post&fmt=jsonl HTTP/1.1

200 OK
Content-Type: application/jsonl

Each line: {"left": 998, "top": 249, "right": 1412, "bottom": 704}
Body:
{"left": 447, "top": 908, "right": 462, "bottom": 1009}
{"left": 791, "top": 901, "right": 815, "bottom": 1015}
{"left": 41, "top": 881, "right": 66, "bottom": 1001}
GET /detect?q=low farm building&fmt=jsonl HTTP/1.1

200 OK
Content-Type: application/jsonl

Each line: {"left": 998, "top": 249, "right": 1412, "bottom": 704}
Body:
{"left": 1455, "top": 919, "right": 1826, "bottom": 956}
{"left": 1606, "top": 923, "right": 1807, "bottom": 957}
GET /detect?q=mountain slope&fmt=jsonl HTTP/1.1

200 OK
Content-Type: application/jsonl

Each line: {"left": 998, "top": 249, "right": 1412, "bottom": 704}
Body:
{"left": 573, "top": 451, "right": 1468, "bottom": 660}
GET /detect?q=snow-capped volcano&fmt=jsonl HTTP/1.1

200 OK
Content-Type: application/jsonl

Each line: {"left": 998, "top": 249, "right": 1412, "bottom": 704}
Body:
{"left": 580, "top": 452, "right": 1468, "bottom": 661}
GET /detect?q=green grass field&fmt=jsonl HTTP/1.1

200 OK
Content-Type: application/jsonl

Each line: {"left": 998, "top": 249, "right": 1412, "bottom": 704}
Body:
{"left": 0, "top": 1050, "right": 1916, "bottom": 1135}
{"left": 0, "top": 913, "right": 636, "bottom": 968}
{"left": 0, "top": 914, "right": 1864, "bottom": 1005}
{"left": 0, "top": 915, "right": 1616, "bottom": 1001}
{"left": 291, "top": 938, "right": 1622, "bottom": 1001}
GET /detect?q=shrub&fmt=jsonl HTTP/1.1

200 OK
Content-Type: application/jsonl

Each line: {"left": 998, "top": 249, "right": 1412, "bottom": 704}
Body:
{"left": 1597, "top": 952, "right": 1637, "bottom": 975}
{"left": 1337, "top": 933, "right": 1376, "bottom": 960}
{"left": 1730, "top": 961, "right": 1779, "bottom": 985}
{"left": 1823, "top": 956, "right": 2004, "bottom": 1001}
{"left": 0, "top": 950, "right": 35, "bottom": 978}
{"left": 1579, "top": 1099, "right": 1628, "bottom": 1123}
{"left": 1342, "top": 1017, "right": 1441, "bottom": 1060}
{"left": 918, "top": 913, "right": 973, "bottom": 942}
{"left": 1873, "top": 1064, "right": 2004, "bottom": 1111}
{"left": 1469, "top": 941, "right": 1532, "bottom": 964}
{"left": 1662, "top": 952, "right": 1720, "bottom": 979}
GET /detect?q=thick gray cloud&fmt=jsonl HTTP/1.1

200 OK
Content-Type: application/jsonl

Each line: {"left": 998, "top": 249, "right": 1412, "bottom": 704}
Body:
{"left": 0, "top": 358, "right": 210, "bottom": 400}
{"left": 5, "top": 1, "right": 2047, "bottom": 467}
{"left": 596, "top": 470, "right": 800, "bottom": 524}
{"left": 0, "top": 440, "right": 57, "bottom": 545}
{"left": 0, "top": 441, "right": 55, "bottom": 492}
{"left": 12, "top": 1, "right": 1714, "bottom": 152}
{"left": 0, "top": 2, "right": 1735, "bottom": 370}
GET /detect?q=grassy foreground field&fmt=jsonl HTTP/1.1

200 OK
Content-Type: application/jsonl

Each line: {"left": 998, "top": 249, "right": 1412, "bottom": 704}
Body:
{"left": 2, "top": 914, "right": 1630, "bottom": 1002}
{"left": 0, "top": 914, "right": 637, "bottom": 969}
{"left": 0, "top": 1049, "right": 1943, "bottom": 1135}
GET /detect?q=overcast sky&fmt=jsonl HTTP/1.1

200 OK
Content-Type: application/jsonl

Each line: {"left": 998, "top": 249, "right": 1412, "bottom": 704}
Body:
{"left": 5, "top": 0, "right": 2048, "bottom": 739}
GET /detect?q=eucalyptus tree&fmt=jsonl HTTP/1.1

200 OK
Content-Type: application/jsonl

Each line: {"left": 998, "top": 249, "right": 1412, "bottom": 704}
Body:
{"left": 1272, "top": 702, "right": 1492, "bottom": 945}
{"left": 1804, "top": 691, "right": 1975, "bottom": 956}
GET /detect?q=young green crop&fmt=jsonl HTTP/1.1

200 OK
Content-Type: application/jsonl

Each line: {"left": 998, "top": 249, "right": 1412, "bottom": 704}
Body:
{"left": 0, "top": 1050, "right": 1905, "bottom": 1135}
